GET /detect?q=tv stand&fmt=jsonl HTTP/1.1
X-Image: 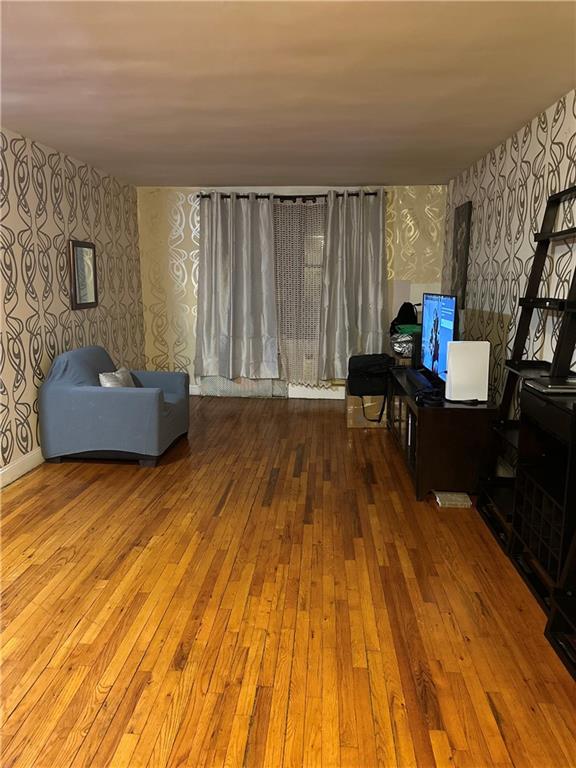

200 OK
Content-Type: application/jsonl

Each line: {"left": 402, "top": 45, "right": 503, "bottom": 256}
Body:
{"left": 387, "top": 367, "right": 497, "bottom": 500}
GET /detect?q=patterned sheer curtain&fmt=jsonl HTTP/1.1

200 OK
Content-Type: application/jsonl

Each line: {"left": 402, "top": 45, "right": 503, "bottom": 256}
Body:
{"left": 274, "top": 198, "right": 327, "bottom": 386}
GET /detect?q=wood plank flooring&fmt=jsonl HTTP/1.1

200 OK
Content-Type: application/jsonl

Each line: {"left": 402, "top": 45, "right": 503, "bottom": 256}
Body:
{"left": 1, "top": 396, "right": 575, "bottom": 768}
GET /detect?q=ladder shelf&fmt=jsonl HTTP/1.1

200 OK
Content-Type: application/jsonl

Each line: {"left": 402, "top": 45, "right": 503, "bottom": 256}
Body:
{"left": 477, "top": 186, "right": 576, "bottom": 678}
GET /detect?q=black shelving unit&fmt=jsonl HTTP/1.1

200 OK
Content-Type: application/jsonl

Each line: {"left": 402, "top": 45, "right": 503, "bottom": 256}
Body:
{"left": 477, "top": 416, "right": 518, "bottom": 546}
{"left": 534, "top": 226, "right": 576, "bottom": 242}
{"left": 477, "top": 477, "right": 515, "bottom": 548}
{"left": 500, "top": 184, "right": 576, "bottom": 413}
{"left": 547, "top": 591, "right": 576, "bottom": 674}
{"left": 509, "top": 387, "right": 576, "bottom": 677}
{"left": 479, "top": 185, "right": 576, "bottom": 548}
{"left": 476, "top": 185, "right": 576, "bottom": 677}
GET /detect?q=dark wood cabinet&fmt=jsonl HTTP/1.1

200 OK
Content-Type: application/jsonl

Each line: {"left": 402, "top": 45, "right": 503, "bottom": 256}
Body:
{"left": 512, "top": 389, "right": 574, "bottom": 584}
{"left": 511, "top": 387, "right": 576, "bottom": 675}
{"left": 387, "top": 368, "right": 498, "bottom": 500}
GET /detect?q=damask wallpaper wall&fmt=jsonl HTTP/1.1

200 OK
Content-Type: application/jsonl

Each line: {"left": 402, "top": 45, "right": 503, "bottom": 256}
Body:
{"left": 387, "top": 185, "right": 446, "bottom": 284}
{"left": 443, "top": 89, "right": 576, "bottom": 399}
{"left": 386, "top": 185, "right": 446, "bottom": 315}
{"left": 137, "top": 185, "right": 446, "bottom": 383}
{"left": 137, "top": 188, "right": 200, "bottom": 380}
{"left": 0, "top": 127, "right": 145, "bottom": 474}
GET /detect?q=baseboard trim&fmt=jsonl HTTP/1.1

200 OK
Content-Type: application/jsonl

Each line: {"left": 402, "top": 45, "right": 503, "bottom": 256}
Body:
{"left": 189, "top": 382, "right": 344, "bottom": 399}
{"left": 0, "top": 447, "right": 44, "bottom": 488}
{"left": 288, "top": 384, "right": 345, "bottom": 400}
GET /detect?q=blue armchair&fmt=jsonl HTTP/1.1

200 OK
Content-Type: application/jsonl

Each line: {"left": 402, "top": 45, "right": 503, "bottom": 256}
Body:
{"left": 39, "top": 346, "right": 189, "bottom": 466}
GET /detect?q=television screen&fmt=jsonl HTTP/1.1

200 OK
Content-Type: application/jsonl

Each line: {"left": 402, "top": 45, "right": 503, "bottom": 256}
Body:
{"left": 420, "top": 293, "right": 457, "bottom": 381}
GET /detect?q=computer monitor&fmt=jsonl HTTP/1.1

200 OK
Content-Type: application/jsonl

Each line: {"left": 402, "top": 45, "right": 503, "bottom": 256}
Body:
{"left": 420, "top": 293, "right": 458, "bottom": 382}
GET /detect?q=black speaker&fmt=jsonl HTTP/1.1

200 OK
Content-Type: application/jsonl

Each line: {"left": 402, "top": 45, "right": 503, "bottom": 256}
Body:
{"left": 411, "top": 331, "right": 422, "bottom": 369}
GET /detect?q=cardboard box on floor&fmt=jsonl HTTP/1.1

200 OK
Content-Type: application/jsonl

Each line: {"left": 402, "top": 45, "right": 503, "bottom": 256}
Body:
{"left": 346, "top": 388, "right": 387, "bottom": 429}
{"left": 345, "top": 353, "right": 411, "bottom": 429}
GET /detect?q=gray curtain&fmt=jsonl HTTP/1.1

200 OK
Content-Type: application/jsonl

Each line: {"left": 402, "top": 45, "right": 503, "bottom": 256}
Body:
{"left": 318, "top": 189, "right": 387, "bottom": 380}
{"left": 194, "top": 192, "right": 279, "bottom": 379}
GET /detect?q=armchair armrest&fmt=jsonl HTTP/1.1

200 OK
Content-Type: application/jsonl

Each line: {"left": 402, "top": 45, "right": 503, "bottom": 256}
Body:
{"left": 39, "top": 384, "right": 164, "bottom": 458}
{"left": 131, "top": 370, "right": 189, "bottom": 397}
{"left": 80, "top": 383, "right": 163, "bottom": 405}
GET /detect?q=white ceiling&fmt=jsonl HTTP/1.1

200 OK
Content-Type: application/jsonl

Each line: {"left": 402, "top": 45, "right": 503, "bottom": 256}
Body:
{"left": 2, "top": 1, "right": 575, "bottom": 186}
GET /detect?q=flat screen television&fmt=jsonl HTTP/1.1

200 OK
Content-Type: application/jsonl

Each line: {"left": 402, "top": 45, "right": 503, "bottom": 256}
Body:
{"left": 420, "top": 293, "right": 458, "bottom": 382}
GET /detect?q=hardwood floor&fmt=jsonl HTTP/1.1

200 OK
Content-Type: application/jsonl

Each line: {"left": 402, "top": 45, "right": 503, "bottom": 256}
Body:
{"left": 1, "top": 396, "right": 575, "bottom": 768}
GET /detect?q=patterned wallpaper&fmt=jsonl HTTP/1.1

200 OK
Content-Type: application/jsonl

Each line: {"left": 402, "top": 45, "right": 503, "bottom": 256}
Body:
{"left": 137, "top": 188, "right": 200, "bottom": 379}
{"left": 443, "top": 89, "right": 576, "bottom": 399}
{"left": 0, "top": 126, "right": 145, "bottom": 469}
{"left": 137, "top": 185, "right": 446, "bottom": 382}
{"left": 387, "top": 185, "right": 446, "bottom": 283}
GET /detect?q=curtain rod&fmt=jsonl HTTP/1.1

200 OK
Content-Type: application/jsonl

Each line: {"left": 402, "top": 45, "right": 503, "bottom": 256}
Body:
{"left": 198, "top": 192, "right": 379, "bottom": 201}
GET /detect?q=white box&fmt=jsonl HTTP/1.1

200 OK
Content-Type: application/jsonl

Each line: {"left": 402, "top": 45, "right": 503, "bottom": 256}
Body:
{"left": 445, "top": 341, "right": 490, "bottom": 402}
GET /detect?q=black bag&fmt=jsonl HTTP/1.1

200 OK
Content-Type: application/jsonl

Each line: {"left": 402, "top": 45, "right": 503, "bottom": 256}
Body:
{"left": 390, "top": 302, "right": 418, "bottom": 335}
{"left": 347, "top": 353, "right": 394, "bottom": 422}
{"left": 347, "top": 354, "right": 393, "bottom": 390}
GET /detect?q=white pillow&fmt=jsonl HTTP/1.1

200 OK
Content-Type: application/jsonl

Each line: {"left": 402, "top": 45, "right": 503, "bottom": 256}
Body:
{"left": 99, "top": 367, "right": 135, "bottom": 388}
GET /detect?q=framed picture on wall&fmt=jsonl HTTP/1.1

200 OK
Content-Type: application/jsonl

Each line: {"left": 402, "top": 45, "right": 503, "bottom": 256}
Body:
{"left": 450, "top": 201, "right": 472, "bottom": 309}
{"left": 69, "top": 240, "right": 98, "bottom": 309}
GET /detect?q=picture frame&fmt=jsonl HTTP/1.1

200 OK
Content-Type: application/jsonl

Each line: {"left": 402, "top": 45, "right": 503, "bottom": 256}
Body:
{"left": 450, "top": 201, "right": 472, "bottom": 309}
{"left": 69, "top": 239, "right": 98, "bottom": 310}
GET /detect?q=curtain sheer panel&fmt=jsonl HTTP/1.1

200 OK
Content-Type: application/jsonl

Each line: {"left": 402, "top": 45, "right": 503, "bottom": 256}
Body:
{"left": 194, "top": 193, "right": 279, "bottom": 380}
{"left": 274, "top": 199, "right": 326, "bottom": 386}
{"left": 319, "top": 190, "right": 387, "bottom": 380}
